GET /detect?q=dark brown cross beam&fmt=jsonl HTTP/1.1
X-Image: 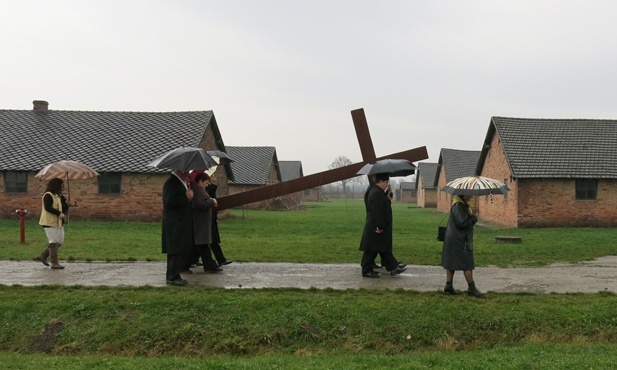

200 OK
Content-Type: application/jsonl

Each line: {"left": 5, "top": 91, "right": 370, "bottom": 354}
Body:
{"left": 216, "top": 108, "right": 428, "bottom": 210}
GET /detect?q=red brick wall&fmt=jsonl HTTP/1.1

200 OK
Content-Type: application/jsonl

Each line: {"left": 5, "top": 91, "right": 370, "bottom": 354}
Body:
{"left": 518, "top": 178, "right": 617, "bottom": 227}
{"left": 1, "top": 172, "right": 167, "bottom": 222}
{"left": 303, "top": 188, "right": 321, "bottom": 202}
{"left": 399, "top": 190, "right": 417, "bottom": 203}
{"left": 478, "top": 132, "right": 519, "bottom": 227}
{"left": 417, "top": 174, "right": 437, "bottom": 208}
{"left": 436, "top": 166, "right": 451, "bottom": 213}
{"left": 2, "top": 167, "right": 233, "bottom": 222}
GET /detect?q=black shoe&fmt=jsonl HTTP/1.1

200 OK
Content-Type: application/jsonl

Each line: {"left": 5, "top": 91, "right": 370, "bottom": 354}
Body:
{"left": 166, "top": 279, "right": 188, "bottom": 286}
{"left": 362, "top": 271, "right": 380, "bottom": 278}
{"left": 467, "top": 282, "right": 485, "bottom": 297}
{"left": 468, "top": 287, "right": 485, "bottom": 297}
{"left": 398, "top": 263, "right": 407, "bottom": 269}
{"left": 205, "top": 267, "right": 223, "bottom": 273}
{"left": 218, "top": 260, "right": 233, "bottom": 266}
{"left": 444, "top": 283, "right": 457, "bottom": 294}
{"left": 372, "top": 263, "right": 383, "bottom": 269}
{"left": 389, "top": 267, "right": 406, "bottom": 276}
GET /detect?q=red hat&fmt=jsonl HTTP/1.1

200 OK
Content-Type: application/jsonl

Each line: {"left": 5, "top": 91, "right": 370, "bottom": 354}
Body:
{"left": 189, "top": 169, "right": 205, "bottom": 183}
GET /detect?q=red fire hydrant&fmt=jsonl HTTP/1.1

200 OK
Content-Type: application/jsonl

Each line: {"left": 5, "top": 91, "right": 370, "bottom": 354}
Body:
{"left": 15, "top": 209, "right": 27, "bottom": 243}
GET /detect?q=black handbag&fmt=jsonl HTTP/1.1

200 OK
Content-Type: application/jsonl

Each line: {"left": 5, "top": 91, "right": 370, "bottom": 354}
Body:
{"left": 437, "top": 214, "right": 447, "bottom": 241}
{"left": 437, "top": 226, "right": 446, "bottom": 241}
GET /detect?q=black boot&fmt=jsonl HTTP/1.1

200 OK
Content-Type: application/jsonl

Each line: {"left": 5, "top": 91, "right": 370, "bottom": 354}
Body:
{"left": 444, "top": 281, "right": 456, "bottom": 294}
{"left": 467, "top": 281, "right": 485, "bottom": 297}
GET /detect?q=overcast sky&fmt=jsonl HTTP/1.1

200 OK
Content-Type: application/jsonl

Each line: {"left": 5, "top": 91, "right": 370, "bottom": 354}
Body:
{"left": 2, "top": 1, "right": 617, "bottom": 178}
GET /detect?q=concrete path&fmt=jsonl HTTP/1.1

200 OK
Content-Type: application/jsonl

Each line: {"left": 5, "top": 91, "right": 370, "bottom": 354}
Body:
{"left": 1, "top": 257, "right": 616, "bottom": 293}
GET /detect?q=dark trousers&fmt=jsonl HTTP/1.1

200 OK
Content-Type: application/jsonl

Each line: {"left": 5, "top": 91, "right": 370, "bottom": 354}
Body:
{"left": 166, "top": 253, "right": 191, "bottom": 281}
{"left": 210, "top": 242, "right": 227, "bottom": 265}
{"left": 361, "top": 251, "right": 398, "bottom": 274}
{"left": 196, "top": 244, "right": 220, "bottom": 271}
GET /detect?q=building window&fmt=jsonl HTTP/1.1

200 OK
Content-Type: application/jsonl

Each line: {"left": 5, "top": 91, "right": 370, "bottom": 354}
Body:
{"left": 98, "top": 172, "right": 121, "bottom": 195}
{"left": 4, "top": 171, "right": 27, "bottom": 193}
{"left": 575, "top": 179, "right": 597, "bottom": 200}
{"left": 304, "top": 189, "right": 310, "bottom": 196}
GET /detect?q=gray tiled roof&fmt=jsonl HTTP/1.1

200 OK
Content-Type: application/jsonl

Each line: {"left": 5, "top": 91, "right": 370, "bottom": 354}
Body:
{"left": 416, "top": 162, "right": 438, "bottom": 189}
{"left": 481, "top": 117, "right": 617, "bottom": 178}
{"left": 279, "top": 160, "right": 303, "bottom": 181}
{"left": 438, "top": 149, "right": 481, "bottom": 184}
{"left": 399, "top": 182, "right": 416, "bottom": 190}
{"left": 0, "top": 108, "right": 223, "bottom": 173}
{"left": 226, "top": 146, "right": 280, "bottom": 185}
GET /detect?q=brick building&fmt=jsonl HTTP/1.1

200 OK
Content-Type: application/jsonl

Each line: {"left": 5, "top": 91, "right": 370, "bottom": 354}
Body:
{"left": 274, "top": 160, "right": 305, "bottom": 209}
{"left": 226, "top": 146, "right": 281, "bottom": 209}
{"left": 416, "top": 162, "right": 438, "bottom": 208}
{"left": 435, "top": 149, "right": 481, "bottom": 213}
{"left": 396, "top": 182, "right": 417, "bottom": 203}
{"left": 476, "top": 117, "right": 617, "bottom": 228}
{"left": 0, "top": 100, "right": 232, "bottom": 222}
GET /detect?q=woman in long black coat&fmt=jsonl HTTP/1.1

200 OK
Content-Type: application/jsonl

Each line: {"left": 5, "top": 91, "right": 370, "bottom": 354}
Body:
{"left": 441, "top": 194, "right": 484, "bottom": 297}
{"left": 359, "top": 173, "right": 405, "bottom": 277}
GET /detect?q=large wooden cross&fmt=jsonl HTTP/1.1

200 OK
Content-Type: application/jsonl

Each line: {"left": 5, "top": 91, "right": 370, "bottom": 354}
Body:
{"left": 216, "top": 108, "right": 428, "bottom": 210}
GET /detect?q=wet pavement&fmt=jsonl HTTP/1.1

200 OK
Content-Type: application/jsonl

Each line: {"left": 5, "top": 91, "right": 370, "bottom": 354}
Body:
{"left": 1, "top": 257, "right": 617, "bottom": 293}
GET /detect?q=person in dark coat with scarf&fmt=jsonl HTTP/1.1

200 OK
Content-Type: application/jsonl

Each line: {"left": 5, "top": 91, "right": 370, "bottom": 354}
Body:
{"left": 162, "top": 169, "right": 194, "bottom": 286}
{"left": 441, "top": 194, "right": 484, "bottom": 297}
{"left": 359, "top": 173, "right": 407, "bottom": 278}
{"left": 190, "top": 172, "right": 221, "bottom": 273}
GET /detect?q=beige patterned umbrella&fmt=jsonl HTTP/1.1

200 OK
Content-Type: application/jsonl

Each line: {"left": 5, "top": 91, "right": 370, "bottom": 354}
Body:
{"left": 35, "top": 160, "right": 99, "bottom": 181}
{"left": 35, "top": 160, "right": 99, "bottom": 203}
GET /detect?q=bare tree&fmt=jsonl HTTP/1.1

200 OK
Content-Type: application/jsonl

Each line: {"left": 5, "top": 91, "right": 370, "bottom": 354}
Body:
{"left": 328, "top": 155, "right": 354, "bottom": 197}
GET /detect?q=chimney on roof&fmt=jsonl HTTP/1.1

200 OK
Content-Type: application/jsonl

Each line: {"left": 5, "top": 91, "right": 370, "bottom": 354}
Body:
{"left": 33, "top": 100, "right": 49, "bottom": 111}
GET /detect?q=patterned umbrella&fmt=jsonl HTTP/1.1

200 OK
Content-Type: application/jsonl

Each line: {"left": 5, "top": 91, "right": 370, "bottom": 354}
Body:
{"left": 35, "top": 160, "right": 99, "bottom": 181}
{"left": 35, "top": 160, "right": 100, "bottom": 205}
{"left": 441, "top": 176, "right": 509, "bottom": 196}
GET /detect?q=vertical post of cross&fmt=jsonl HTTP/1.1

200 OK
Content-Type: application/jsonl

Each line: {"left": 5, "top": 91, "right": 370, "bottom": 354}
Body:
{"left": 351, "top": 108, "right": 377, "bottom": 163}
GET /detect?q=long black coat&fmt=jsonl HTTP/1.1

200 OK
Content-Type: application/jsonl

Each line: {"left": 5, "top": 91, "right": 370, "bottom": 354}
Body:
{"left": 359, "top": 185, "right": 392, "bottom": 252}
{"left": 206, "top": 183, "right": 221, "bottom": 244}
{"left": 441, "top": 199, "right": 477, "bottom": 270}
{"left": 161, "top": 175, "right": 194, "bottom": 255}
{"left": 191, "top": 182, "right": 216, "bottom": 246}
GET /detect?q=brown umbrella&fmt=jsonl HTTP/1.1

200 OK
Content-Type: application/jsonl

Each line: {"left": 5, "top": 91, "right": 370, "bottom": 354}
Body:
{"left": 35, "top": 160, "right": 99, "bottom": 204}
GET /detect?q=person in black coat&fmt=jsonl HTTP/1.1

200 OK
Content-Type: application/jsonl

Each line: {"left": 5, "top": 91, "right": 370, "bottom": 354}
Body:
{"left": 441, "top": 194, "right": 484, "bottom": 297}
{"left": 359, "top": 173, "right": 406, "bottom": 278}
{"left": 205, "top": 175, "right": 232, "bottom": 267}
{"left": 162, "top": 170, "right": 194, "bottom": 286}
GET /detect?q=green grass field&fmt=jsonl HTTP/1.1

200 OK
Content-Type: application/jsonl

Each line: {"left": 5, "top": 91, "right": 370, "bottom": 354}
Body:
{"left": 2, "top": 200, "right": 616, "bottom": 266}
{"left": 1, "top": 200, "right": 616, "bottom": 368}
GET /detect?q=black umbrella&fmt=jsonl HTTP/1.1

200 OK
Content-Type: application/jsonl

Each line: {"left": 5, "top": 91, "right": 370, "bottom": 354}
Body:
{"left": 356, "top": 159, "right": 416, "bottom": 177}
{"left": 147, "top": 146, "right": 217, "bottom": 171}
